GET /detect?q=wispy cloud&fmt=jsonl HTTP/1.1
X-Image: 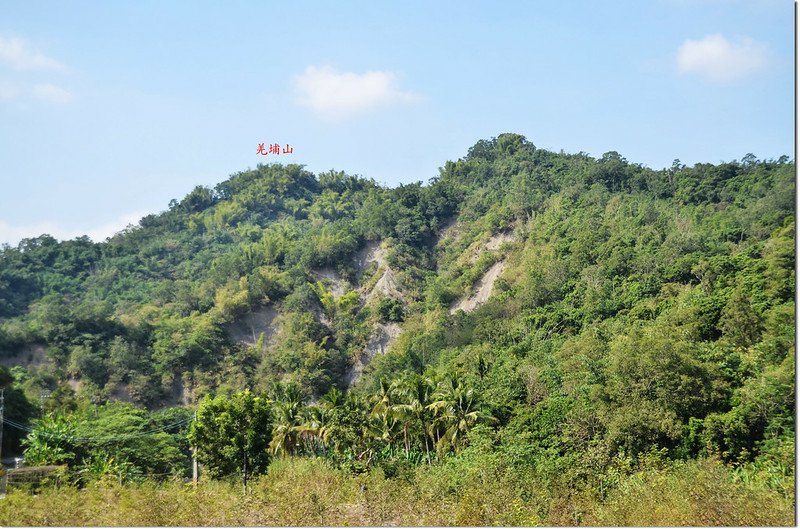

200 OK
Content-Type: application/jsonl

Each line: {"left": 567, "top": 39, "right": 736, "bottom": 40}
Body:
{"left": 32, "top": 83, "right": 73, "bottom": 103}
{"left": 0, "top": 36, "right": 72, "bottom": 104}
{"left": 294, "top": 65, "right": 420, "bottom": 119}
{"left": 0, "top": 36, "right": 66, "bottom": 71}
{"left": 0, "top": 79, "right": 20, "bottom": 99}
{"left": 676, "top": 34, "right": 769, "bottom": 82}
{"left": 0, "top": 212, "right": 146, "bottom": 247}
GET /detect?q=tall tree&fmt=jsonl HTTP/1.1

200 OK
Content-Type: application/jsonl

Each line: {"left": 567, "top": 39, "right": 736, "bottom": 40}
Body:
{"left": 188, "top": 390, "right": 272, "bottom": 492}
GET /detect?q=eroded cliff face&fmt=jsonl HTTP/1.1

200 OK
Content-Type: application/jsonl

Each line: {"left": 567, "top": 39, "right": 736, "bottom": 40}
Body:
{"left": 449, "top": 230, "right": 515, "bottom": 314}
{"left": 312, "top": 267, "right": 348, "bottom": 299}
{"left": 0, "top": 343, "right": 49, "bottom": 369}
{"left": 222, "top": 239, "right": 409, "bottom": 389}
{"left": 227, "top": 306, "right": 280, "bottom": 348}
{"left": 346, "top": 321, "right": 402, "bottom": 387}
{"left": 450, "top": 259, "right": 507, "bottom": 314}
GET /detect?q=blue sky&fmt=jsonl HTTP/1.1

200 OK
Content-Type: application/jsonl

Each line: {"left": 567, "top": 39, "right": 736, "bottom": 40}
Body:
{"left": 0, "top": 0, "right": 794, "bottom": 245}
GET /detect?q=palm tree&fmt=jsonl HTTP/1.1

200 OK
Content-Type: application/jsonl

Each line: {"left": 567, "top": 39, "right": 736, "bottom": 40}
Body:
{"left": 320, "top": 386, "right": 345, "bottom": 410}
{"left": 343, "top": 391, "right": 382, "bottom": 466}
{"left": 269, "top": 392, "right": 305, "bottom": 456}
{"left": 369, "top": 408, "right": 402, "bottom": 457}
{"left": 367, "top": 377, "right": 407, "bottom": 454}
{"left": 428, "top": 375, "right": 495, "bottom": 454}
{"left": 370, "top": 377, "right": 395, "bottom": 417}
{"left": 275, "top": 381, "right": 304, "bottom": 408}
{"left": 395, "top": 374, "right": 436, "bottom": 463}
{"left": 294, "top": 405, "right": 327, "bottom": 454}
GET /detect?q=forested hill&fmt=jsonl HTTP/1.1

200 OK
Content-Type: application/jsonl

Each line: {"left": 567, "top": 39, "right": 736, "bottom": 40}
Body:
{"left": 0, "top": 133, "right": 794, "bottom": 471}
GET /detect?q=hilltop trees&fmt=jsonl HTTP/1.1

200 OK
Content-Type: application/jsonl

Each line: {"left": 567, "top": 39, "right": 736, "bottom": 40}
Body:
{"left": 0, "top": 139, "right": 792, "bottom": 410}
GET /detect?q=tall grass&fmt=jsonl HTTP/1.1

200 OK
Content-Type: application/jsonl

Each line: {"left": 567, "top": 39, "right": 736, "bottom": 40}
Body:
{"left": 0, "top": 457, "right": 793, "bottom": 526}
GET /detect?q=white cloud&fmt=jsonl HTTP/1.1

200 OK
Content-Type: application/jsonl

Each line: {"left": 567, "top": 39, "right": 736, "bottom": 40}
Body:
{"left": 82, "top": 212, "right": 146, "bottom": 242}
{"left": 0, "top": 36, "right": 66, "bottom": 71}
{"left": 32, "top": 83, "right": 72, "bottom": 103}
{"left": 0, "top": 37, "right": 72, "bottom": 104}
{"left": 0, "top": 212, "right": 146, "bottom": 247}
{"left": 676, "top": 34, "right": 769, "bottom": 82}
{"left": 0, "top": 79, "right": 20, "bottom": 99}
{"left": 294, "top": 65, "right": 420, "bottom": 119}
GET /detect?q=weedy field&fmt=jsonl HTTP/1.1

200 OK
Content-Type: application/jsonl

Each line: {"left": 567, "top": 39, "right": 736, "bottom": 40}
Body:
{"left": 0, "top": 457, "right": 793, "bottom": 526}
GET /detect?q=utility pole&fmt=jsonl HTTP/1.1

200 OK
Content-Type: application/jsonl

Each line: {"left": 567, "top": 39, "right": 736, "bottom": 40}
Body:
{"left": 0, "top": 389, "right": 5, "bottom": 464}
{"left": 0, "top": 389, "right": 4, "bottom": 495}
{"left": 39, "top": 390, "right": 50, "bottom": 412}
{"left": 192, "top": 409, "right": 198, "bottom": 484}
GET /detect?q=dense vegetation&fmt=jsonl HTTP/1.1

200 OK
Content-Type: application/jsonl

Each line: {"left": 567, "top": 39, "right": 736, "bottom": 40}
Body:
{"left": 0, "top": 134, "right": 794, "bottom": 525}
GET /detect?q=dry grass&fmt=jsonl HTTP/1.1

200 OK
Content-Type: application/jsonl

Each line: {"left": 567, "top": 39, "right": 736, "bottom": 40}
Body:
{"left": 582, "top": 459, "right": 795, "bottom": 526}
{"left": 0, "top": 457, "right": 792, "bottom": 526}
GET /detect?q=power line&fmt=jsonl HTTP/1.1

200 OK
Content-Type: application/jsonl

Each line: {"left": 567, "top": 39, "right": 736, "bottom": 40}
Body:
{"left": 1, "top": 416, "right": 193, "bottom": 442}
{"left": 3, "top": 416, "right": 192, "bottom": 441}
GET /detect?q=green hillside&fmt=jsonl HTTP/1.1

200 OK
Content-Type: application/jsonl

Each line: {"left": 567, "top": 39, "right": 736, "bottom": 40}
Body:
{"left": 0, "top": 134, "right": 794, "bottom": 525}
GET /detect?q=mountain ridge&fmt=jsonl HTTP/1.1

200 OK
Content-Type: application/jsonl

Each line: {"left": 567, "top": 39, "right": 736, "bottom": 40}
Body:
{"left": 0, "top": 134, "right": 793, "bottom": 460}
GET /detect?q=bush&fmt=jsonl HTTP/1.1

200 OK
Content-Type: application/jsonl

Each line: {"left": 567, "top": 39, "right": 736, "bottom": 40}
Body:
{"left": 377, "top": 297, "right": 405, "bottom": 322}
